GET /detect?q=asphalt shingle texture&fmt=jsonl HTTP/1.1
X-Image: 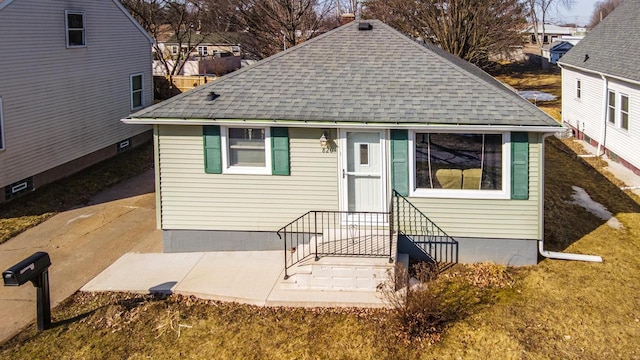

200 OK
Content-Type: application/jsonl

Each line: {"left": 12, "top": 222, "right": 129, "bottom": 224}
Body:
{"left": 560, "top": 0, "right": 640, "bottom": 83}
{"left": 132, "top": 20, "right": 559, "bottom": 127}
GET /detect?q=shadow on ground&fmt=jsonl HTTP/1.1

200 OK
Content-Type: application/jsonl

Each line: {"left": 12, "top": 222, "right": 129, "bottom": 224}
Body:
{"left": 544, "top": 137, "right": 640, "bottom": 252}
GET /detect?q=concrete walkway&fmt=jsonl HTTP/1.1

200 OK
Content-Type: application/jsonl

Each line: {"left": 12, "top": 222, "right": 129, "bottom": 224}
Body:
{"left": 81, "top": 251, "right": 386, "bottom": 308}
{"left": 0, "top": 169, "right": 161, "bottom": 344}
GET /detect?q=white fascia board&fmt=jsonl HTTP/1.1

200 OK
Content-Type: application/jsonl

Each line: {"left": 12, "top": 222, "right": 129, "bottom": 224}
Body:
{"left": 122, "top": 117, "right": 564, "bottom": 133}
{"left": 559, "top": 63, "right": 640, "bottom": 87}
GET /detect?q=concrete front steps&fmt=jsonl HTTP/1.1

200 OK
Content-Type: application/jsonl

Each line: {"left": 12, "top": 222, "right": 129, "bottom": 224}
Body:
{"left": 281, "top": 253, "right": 409, "bottom": 292}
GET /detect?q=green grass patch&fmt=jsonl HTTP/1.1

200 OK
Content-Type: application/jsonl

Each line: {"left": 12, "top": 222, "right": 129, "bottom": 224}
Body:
{"left": 0, "top": 142, "right": 154, "bottom": 244}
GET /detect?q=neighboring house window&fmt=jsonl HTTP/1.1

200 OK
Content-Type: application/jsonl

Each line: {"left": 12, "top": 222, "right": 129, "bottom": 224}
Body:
{"left": 171, "top": 45, "right": 178, "bottom": 55}
{"left": 222, "top": 127, "right": 272, "bottom": 174}
{"left": 231, "top": 46, "right": 240, "bottom": 53}
{"left": 130, "top": 74, "right": 144, "bottom": 110}
{"left": 65, "top": 10, "right": 86, "bottom": 47}
{"left": 576, "top": 79, "right": 581, "bottom": 99}
{"left": 620, "top": 94, "right": 629, "bottom": 130}
{"left": 0, "top": 97, "right": 4, "bottom": 151}
{"left": 608, "top": 90, "right": 616, "bottom": 124}
{"left": 408, "top": 132, "right": 510, "bottom": 199}
{"left": 197, "top": 46, "right": 208, "bottom": 56}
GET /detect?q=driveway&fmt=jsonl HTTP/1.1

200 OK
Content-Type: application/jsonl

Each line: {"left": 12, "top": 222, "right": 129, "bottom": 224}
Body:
{"left": 0, "top": 169, "right": 161, "bottom": 344}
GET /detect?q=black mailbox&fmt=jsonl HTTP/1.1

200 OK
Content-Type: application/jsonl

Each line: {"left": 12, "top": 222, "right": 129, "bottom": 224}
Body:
{"left": 3, "top": 252, "right": 51, "bottom": 286}
{"left": 3, "top": 252, "right": 52, "bottom": 331}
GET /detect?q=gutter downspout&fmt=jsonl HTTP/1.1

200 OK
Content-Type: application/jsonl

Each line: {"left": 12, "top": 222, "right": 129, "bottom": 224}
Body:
{"left": 595, "top": 74, "right": 608, "bottom": 156}
{"left": 538, "top": 133, "right": 603, "bottom": 262}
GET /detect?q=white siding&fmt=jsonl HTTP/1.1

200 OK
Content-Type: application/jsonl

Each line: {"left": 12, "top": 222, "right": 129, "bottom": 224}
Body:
{"left": 158, "top": 126, "right": 339, "bottom": 231}
{"left": 562, "top": 67, "right": 640, "bottom": 170}
{"left": 0, "top": 0, "right": 153, "bottom": 187}
{"left": 406, "top": 135, "right": 543, "bottom": 240}
{"left": 158, "top": 126, "right": 543, "bottom": 240}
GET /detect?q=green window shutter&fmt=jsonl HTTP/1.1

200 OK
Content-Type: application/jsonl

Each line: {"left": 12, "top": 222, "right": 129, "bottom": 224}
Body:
{"left": 511, "top": 132, "right": 529, "bottom": 200}
{"left": 203, "top": 125, "right": 222, "bottom": 174}
{"left": 271, "top": 127, "right": 290, "bottom": 176}
{"left": 390, "top": 129, "right": 409, "bottom": 196}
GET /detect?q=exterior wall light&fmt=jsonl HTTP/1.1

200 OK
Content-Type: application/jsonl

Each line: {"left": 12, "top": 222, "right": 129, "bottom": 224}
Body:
{"left": 320, "top": 131, "right": 329, "bottom": 150}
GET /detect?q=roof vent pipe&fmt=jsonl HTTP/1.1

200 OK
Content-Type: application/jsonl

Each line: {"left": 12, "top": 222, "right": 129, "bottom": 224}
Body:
{"left": 358, "top": 22, "right": 372, "bottom": 31}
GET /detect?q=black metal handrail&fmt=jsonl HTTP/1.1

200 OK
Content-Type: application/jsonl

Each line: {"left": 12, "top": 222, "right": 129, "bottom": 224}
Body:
{"left": 392, "top": 190, "right": 458, "bottom": 271}
{"left": 277, "top": 210, "right": 392, "bottom": 279}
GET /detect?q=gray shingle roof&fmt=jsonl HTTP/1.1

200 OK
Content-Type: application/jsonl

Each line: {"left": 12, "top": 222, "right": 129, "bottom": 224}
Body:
{"left": 559, "top": 0, "right": 640, "bottom": 82}
{"left": 132, "top": 20, "right": 559, "bottom": 128}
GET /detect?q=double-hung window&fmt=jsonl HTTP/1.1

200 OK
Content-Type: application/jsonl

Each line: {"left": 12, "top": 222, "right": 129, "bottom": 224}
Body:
{"left": 171, "top": 45, "right": 178, "bottom": 55}
{"left": 197, "top": 46, "right": 208, "bottom": 56}
{"left": 620, "top": 94, "right": 629, "bottom": 131}
{"left": 409, "top": 132, "right": 510, "bottom": 199}
{"left": 130, "top": 74, "right": 144, "bottom": 110}
{"left": 576, "top": 79, "right": 581, "bottom": 99}
{"left": 222, "top": 127, "right": 272, "bottom": 174}
{"left": 0, "top": 97, "right": 5, "bottom": 151}
{"left": 608, "top": 90, "right": 616, "bottom": 124}
{"left": 65, "top": 10, "right": 85, "bottom": 47}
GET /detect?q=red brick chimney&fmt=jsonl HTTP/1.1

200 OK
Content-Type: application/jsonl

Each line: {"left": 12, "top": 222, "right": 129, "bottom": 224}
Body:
{"left": 340, "top": 13, "right": 355, "bottom": 25}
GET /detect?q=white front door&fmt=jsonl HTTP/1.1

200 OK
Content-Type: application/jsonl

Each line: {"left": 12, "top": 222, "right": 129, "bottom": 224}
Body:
{"left": 342, "top": 131, "right": 385, "bottom": 213}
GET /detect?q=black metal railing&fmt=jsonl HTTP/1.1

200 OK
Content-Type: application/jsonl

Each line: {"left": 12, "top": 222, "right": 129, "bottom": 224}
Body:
{"left": 277, "top": 210, "right": 393, "bottom": 279}
{"left": 392, "top": 190, "right": 458, "bottom": 272}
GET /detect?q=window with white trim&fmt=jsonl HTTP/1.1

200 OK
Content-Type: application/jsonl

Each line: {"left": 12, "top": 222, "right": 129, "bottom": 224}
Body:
{"left": 65, "top": 10, "right": 85, "bottom": 47}
{"left": 130, "top": 74, "right": 144, "bottom": 110}
{"left": 0, "top": 97, "right": 5, "bottom": 151}
{"left": 608, "top": 90, "right": 616, "bottom": 124}
{"left": 576, "top": 79, "right": 581, "bottom": 99}
{"left": 171, "top": 45, "right": 178, "bottom": 55}
{"left": 221, "top": 127, "right": 272, "bottom": 174}
{"left": 410, "top": 132, "right": 510, "bottom": 199}
{"left": 620, "top": 94, "right": 629, "bottom": 131}
{"left": 197, "top": 46, "right": 208, "bottom": 56}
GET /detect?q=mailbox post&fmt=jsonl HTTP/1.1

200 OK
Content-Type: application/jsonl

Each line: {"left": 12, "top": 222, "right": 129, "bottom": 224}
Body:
{"left": 3, "top": 252, "right": 52, "bottom": 331}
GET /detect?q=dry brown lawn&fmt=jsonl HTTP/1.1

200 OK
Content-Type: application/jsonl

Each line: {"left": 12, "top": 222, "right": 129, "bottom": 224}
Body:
{"left": 2, "top": 65, "right": 640, "bottom": 359}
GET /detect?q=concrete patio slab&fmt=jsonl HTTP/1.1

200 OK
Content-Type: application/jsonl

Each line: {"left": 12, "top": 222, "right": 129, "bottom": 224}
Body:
{"left": 81, "top": 253, "right": 204, "bottom": 294}
{"left": 174, "top": 251, "right": 284, "bottom": 306}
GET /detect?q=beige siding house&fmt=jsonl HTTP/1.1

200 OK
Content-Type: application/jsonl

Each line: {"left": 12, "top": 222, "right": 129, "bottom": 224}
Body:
{"left": 127, "top": 20, "right": 562, "bottom": 268}
{"left": 559, "top": 0, "right": 640, "bottom": 175}
{"left": 0, "top": 0, "right": 153, "bottom": 202}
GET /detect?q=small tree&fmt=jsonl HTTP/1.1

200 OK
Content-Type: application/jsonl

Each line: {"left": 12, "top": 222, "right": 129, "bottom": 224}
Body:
{"left": 121, "top": 0, "right": 212, "bottom": 78}
{"left": 363, "top": 0, "right": 528, "bottom": 66}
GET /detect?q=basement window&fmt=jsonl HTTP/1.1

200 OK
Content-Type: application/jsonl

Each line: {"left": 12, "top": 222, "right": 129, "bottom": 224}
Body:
{"left": 65, "top": 10, "right": 86, "bottom": 48}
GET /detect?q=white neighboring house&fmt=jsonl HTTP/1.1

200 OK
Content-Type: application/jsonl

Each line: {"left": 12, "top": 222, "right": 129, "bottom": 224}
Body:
{"left": 0, "top": 0, "right": 154, "bottom": 202}
{"left": 559, "top": 0, "right": 640, "bottom": 175}
{"left": 542, "top": 41, "right": 574, "bottom": 64}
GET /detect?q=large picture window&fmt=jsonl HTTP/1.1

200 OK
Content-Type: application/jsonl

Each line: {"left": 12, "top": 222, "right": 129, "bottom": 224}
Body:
{"left": 415, "top": 133, "right": 502, "bottom": 190}
{"left": 408, "top": 132, "right": 510, "bottom": 199}
{"left": 65, "top": 10, "right": 85, "bottom": 47}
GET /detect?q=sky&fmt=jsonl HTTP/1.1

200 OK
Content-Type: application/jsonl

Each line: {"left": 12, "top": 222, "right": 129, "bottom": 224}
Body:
{"left": 550, "top": 0, "right": 601, "bottom": 26}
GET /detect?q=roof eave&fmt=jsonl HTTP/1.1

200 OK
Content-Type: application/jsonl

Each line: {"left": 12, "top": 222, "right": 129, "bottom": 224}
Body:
{"left": 123, "top": 117, "right": 564, "bottom": 133}
{"left": 558, "top": 62, "right": 640, "bottom": 86}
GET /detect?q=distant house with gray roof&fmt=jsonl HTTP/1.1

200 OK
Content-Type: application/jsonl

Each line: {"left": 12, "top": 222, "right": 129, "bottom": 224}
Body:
{"left": 125, "top": 19, "right": 561, "bottom": 286}
{"left": 559, "top": 0, "right": 640, "bottom": 175}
